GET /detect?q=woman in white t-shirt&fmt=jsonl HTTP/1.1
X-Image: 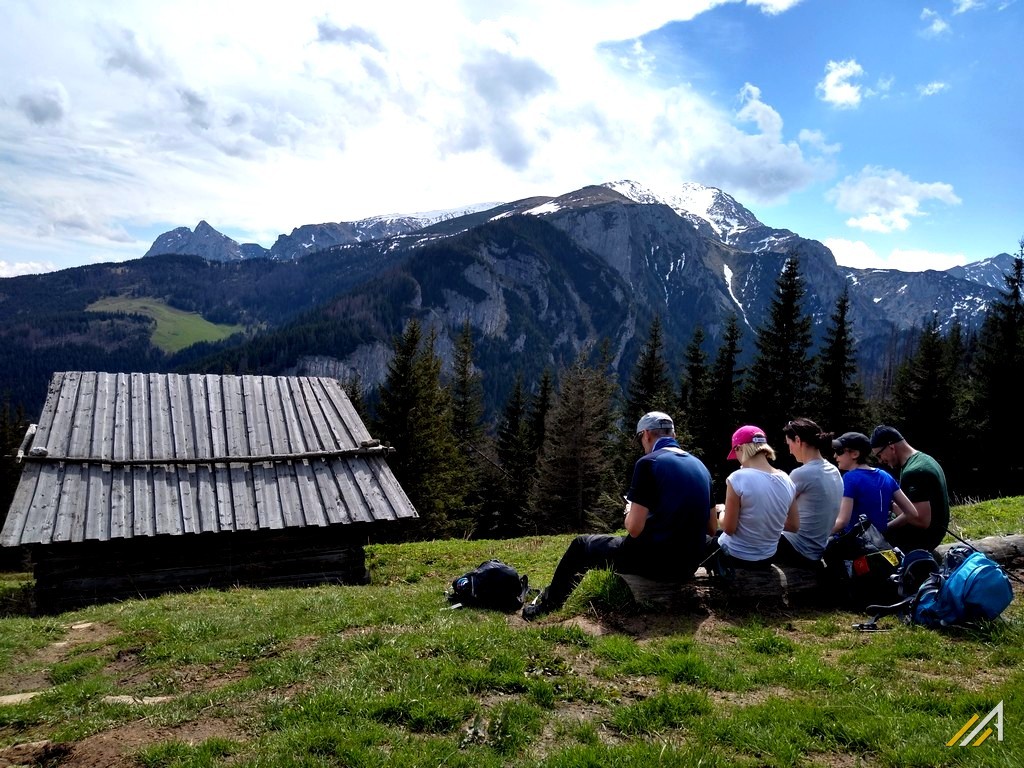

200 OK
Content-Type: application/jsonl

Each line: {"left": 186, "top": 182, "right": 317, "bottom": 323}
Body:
{"left": 710, "top": 424, "right": 797, "bottom": 570}
{"left": 774, "top": 417, "right": 843, "bottom": 568}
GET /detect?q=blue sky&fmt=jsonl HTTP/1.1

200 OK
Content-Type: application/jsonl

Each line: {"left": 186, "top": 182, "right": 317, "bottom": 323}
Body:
{"left": 1, "top": 0, "right": 1021, "bottom": 276}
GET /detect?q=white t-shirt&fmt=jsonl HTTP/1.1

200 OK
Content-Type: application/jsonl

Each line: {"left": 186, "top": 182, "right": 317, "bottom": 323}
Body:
{"left": 720, "top": 467, "right": 796, "bottom": 561}
{"left": 782, "top": 459, "right": 843, "bottom": 559}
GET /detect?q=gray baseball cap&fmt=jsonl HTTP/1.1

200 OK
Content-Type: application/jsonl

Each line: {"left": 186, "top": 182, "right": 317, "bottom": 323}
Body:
{"left": 636, "top": 411, "right": 674, "bottom": 435}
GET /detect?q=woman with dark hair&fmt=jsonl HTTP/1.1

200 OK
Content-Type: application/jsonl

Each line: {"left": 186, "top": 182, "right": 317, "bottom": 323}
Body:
{"left": 831, "top": 431, "right": 918, "bottom": 535}
{"left": 775, "top": 417, "right": 842, "bottom": 568}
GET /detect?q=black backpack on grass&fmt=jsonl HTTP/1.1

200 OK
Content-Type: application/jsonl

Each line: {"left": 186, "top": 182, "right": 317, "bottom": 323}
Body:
{"left": 447, "top": 560, "right": 530, "bottom": 612}
{"left": 822, "top": 516, "right": 903, "bottom": 609}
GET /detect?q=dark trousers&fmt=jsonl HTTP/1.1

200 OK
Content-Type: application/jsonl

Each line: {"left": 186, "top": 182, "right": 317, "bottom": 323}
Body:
{"left": 704, "top": 532, "right": 774, "bottom": 572}
{"left": 544, "top": 534, "right": 626, "bottom": 609}
{"left": 771, "top": 535, "right": 824, "bottom": 571}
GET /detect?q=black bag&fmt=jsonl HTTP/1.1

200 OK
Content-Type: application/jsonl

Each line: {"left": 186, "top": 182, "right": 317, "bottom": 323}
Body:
{"left": 823, "top": 516, "right": 903, "bottom": 609}
{"left": 447, "top": 560, "right": 529, "bottom": 612}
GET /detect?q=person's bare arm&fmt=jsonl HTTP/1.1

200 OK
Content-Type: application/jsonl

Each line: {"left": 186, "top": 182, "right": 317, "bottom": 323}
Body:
{"left": 720, "top": 481, "right": 740, "bottom": 535}
{"left": 784, "top": 497, "right": 800, "bottom": 532}
{"left": 832, "top": 497, "right": 853, "bottom": 534}
{"left": 624, "top": 501, "right": 648, "bottom": 537}
{"left": 888, "top": 491, "right": 926, "bottom": 529}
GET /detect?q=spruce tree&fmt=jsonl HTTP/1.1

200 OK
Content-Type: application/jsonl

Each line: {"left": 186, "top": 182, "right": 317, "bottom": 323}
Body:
{"left": 494, "top": 375, "right": 534, "bottom": 535}
{"left": 889, "top": 316, "right": 955, "bottom": 464}
{"left": 449, "top": 320, "right": 487, "bottom": 528}
{"left": 813, "top": 288, "right": 865, "bottom": 434}
{"left": 531, "top": 349, "right": 618, "bottom": 533}
{"left": 969, "top": 243, "right": 1024, "bottom": 491}
{"left": 678, "top": 326, "right": 709, "bottom": 452}
{"left": 624, "top": 315, "right": 675, "bottom": 424}
{"left": 526, "top": 368, "right": 554, "bottom": 460}
{"left": 376, "top": 320, "right": 469, "bottom": 539}
{"left": 450, "top": 320, "right": 485, "bottom": 444}
{"left": 742, "top": 256, "right": 814, "bottom": 457}
{"left": 705, "top": 315, "right": 743, "bottom": 494}
{"left": 618, "top": 316, "right": 675, "bottom": 486}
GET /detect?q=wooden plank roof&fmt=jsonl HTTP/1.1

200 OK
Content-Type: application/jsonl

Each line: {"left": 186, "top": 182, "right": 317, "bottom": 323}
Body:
{"left": 1, "top": 372, "right": 418, "bottom": 547}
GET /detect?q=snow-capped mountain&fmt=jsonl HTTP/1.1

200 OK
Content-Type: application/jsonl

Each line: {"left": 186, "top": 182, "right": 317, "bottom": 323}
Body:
{"left": 139, "top": 179, "right": 1008, "bottom": 377}
{"left": 145, "top": 204, "right": 502, "bottom": 263}
{"left": 945, "top": 252, "right": 1017, "bottom": 290}
{"left": 602, "top": 180, "right": 762, "bottom": 243}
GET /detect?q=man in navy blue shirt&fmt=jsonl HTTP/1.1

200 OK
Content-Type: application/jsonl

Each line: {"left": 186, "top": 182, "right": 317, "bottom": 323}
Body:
{"left": 523, "top": 411, "right": 713, "bottom": 620}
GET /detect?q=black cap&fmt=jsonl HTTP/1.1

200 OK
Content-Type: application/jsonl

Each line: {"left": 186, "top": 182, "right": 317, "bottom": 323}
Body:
{"left": 870, "top": 425, "right": 904, "bottom": 449}
{"left": 832, "top": 431, "right": 871, "bottom": 456}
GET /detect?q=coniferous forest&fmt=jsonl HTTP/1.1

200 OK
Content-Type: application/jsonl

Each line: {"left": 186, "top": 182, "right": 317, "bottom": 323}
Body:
{"left": 2, "top": 246, "right": 1024, "bottom": 543}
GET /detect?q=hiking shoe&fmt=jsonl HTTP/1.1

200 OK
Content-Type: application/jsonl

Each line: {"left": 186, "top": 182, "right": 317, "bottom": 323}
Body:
{"left": 521, "top": 589, "right": 551, "bottom": 621}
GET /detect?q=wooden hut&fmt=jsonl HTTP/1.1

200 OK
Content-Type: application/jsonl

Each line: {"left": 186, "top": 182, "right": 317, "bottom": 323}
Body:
{"left": 0, "top": 371, "right": 418, "bottom": 612}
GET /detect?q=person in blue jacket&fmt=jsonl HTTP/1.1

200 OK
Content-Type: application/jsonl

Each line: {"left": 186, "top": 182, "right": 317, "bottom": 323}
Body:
{"left": 523, "top": 411, "right": 713, "bottom": 620}
{"left": 830, "top": 431, "right": 918, "bottom": 535}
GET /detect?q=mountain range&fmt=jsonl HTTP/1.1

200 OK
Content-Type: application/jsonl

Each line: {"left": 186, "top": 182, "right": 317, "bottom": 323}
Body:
{"left": 1, "top": 180, "right": 1015, "bottom": 417}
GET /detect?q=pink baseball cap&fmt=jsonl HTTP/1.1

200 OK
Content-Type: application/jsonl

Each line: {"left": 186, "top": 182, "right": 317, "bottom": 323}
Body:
{"left": 727, "top": 425, "right": 767, "bottom": 459}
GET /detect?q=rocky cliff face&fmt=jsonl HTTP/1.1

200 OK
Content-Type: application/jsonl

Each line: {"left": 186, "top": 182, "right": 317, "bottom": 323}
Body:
{"left": 136, "top": 180, "right": 1007, "bottom": 408}
{"left": 144, "top": 221, "right": 244, "bottom": 261}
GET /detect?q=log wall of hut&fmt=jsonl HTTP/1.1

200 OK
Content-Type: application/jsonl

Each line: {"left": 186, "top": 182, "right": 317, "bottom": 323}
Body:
{"left": 28, "top": 523, "right": 405, "bottom": 614}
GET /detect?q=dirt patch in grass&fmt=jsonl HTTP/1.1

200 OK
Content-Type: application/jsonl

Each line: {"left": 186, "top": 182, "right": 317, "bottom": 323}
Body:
{"left": 0, "top": 717, "right": 247, "bottom": 768}
{"left": 1, "top": 622, "right": 122, "bottom": 696}
{"left": 57, "top": 716, "right": 248, "bottom": 768}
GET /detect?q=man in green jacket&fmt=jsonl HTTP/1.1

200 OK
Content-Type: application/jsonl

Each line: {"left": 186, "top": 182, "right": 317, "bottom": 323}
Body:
{"left": 870, "top": 425, "right": 950, "bottom": 552}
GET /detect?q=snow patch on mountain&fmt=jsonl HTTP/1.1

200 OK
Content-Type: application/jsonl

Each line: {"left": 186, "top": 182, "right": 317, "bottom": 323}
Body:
{"left": 524, "top": 201, "right": 563, "bottom": 216}
{"left": 601, "top": 179, "right": 763, "bottom": 243}
{"left": 722, "top": 264, "right": 750, "bottom": 327}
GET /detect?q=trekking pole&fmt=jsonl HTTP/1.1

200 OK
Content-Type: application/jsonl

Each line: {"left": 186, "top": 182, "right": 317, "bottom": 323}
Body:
{"left": 946, "top": 525, "right": 1024, "bottom": 587}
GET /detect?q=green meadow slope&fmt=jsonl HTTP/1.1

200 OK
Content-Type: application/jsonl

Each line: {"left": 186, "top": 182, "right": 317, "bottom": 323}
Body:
{"left": 0, "top": 499, "right": 1021, "bottom": 766}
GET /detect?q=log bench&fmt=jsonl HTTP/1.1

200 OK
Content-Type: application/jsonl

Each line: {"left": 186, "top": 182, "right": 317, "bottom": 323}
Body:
{"left": 617, "top": 534, "right": 1024, "bottom": 610}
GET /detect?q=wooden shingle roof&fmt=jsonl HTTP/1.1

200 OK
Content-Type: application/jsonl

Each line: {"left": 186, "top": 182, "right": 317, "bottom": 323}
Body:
{"left": 1, "top": 372, "right": 417, "bottom": 547}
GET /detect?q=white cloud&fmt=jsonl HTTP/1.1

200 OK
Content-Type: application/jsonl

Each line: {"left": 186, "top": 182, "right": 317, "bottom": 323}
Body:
{"left": 918, "top": 81, "right": 950, "bottom": 96}
{"left": 888, "top": 248, "right": 967, "bottom": 271}
{"left": 825, "top": 238, "right": 967, "bottom": 271}
{"left": 816, "top": 59, "right": 864, "bottom": 109}
{"left": 953, "top": 0, "right": 984, "bottom": 13}
{"left": 798, "top": 128, "right": 840, "bottom": 154}
{"left": 827, "top": 166, "right": 961, "bottom": 233}
{"left": 865, "top": 76, "right": 894, "bottom": 99}
{"left": 16, "top": 80, "right": 70, "bottom": 125}
{"left": 920, "top": 8, "right": 951, "bottom": 36}
{"left": 0, "top": 259, "right": 61, "bottom": 277}
{"left": 0, "top": 0, "right": 828, "bottom": 270}
{"left": 746, "top": 0, "right": 805, "bottom": 13}
{"left": 826, "top": 238, "right": 882, "bottom": 268}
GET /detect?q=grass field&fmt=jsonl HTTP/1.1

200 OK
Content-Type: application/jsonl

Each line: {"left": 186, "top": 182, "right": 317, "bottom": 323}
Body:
{"left": 0, "top": 499, "right": 1022, "bottom": 766}
{"left": 87, "top": 296, "right": 245, "bottom": 354}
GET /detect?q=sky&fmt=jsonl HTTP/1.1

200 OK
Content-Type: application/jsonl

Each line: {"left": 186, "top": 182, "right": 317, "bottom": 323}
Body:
{"left": 1, "top": 0, "right": 1021, "bottom": 277}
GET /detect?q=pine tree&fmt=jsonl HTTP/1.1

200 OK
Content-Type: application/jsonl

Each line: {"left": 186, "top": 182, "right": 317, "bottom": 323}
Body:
{"left": 889, "top": 316, "right": 955, "bottom": 463}
{"left": 678, "top": 326, "right": 709, "bottom": 450}
{"left": 526, "top": 368, "right": 554, "bottom": 460}
{"left": 704, "top": 315, "right": 743, "bottom": 494}
{"left": 623, "top": 315, "right": 674, "bottom": 425}
{"left": 741, "top": 256, "right": 814, "bottom": 455}
{"left": 450, "top": 320, "right": 484, "bottom": 444}
{"left": 531, "top": 349, "right": 618, "bottom": 533}
{"left": 969, "top": 242, "right": 1024, "bottom": 491}
{"left": 449, "top": 320, "right": 487, "bottom": 528}
{"left": 813, "top": 288, "right": 865, "bottom": 434}
{"left": 493, "top": 374, "right": 535, "bottom": 535}
{"left": 618, "top": 316, "right": 675, "bottom": 486}
{"left": 0, "top": 398, "right": 27, "bottom": 537}
{"left": 375, "top": 320, "right": 469, "bottom": 539}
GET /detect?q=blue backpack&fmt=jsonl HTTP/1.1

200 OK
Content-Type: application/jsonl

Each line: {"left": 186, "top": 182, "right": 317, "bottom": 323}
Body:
{"left": 912, "top": 546, "right": 1013, "bottom": 627}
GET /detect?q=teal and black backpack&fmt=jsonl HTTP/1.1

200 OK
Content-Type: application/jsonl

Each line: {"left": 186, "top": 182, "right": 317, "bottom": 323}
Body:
{"left": 912, "top": 546, "right": 1014, "bottom": 627}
